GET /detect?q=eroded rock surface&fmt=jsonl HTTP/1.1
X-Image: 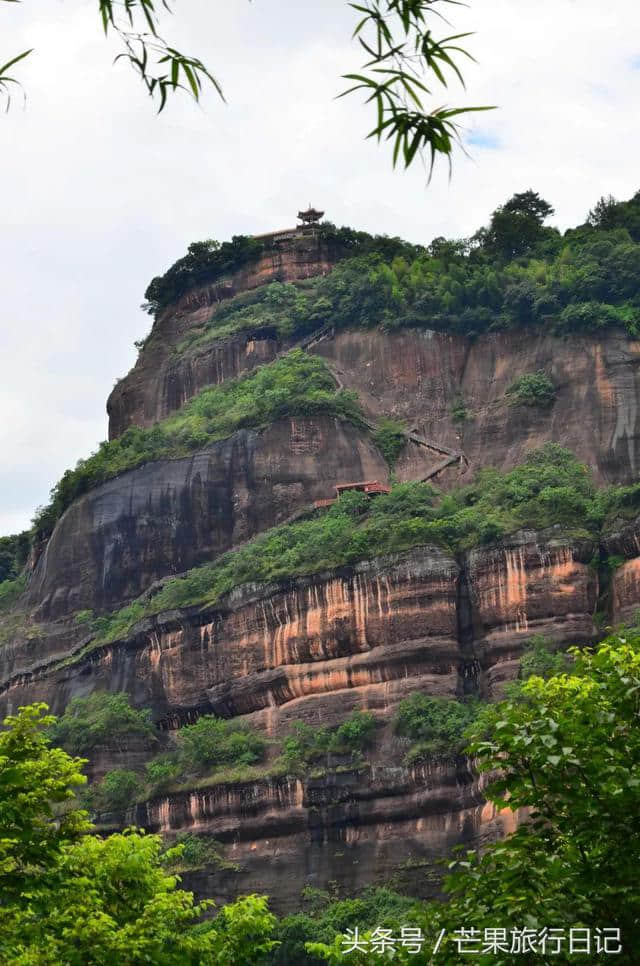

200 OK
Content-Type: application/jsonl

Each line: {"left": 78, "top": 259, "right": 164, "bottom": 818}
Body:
{"left": 26, "top": 417, "right": 387, "bottom": 620}
{"left": 5, "top": 240, "right": 640, "bottom": 910}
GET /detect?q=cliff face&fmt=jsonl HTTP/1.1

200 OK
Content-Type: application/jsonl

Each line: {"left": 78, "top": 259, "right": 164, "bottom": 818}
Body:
{"left": 26, "top": 417, "right": 388, "bottom": 620}
{"left": 315, "top": 329, "right": 640, "bottom": 485}
{"left": 4, "top": 232, "right": 640, "bottom": 911}
{"left": 1, "top": 534, "right": 599, "bottom": 719}
{"left": 108, "top": 233, "right": 333, "bottom": 438}
{"left": 111, "top": 296, "right": 640, "bottom": 486}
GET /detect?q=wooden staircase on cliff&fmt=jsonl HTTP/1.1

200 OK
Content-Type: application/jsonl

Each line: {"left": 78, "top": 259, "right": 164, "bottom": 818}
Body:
{"left": 252, "top": 323, "right": 468, "bottom": 487}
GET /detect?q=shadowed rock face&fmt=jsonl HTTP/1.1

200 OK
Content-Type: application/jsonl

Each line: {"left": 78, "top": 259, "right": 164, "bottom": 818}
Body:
{"left": 124, "top": 761, "right": 515, "bottom": 914}
{"left": 25, "top": 417, "right": 388, "bottom": 620}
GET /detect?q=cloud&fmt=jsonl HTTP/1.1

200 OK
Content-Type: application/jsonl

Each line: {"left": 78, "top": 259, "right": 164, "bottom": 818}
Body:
{"left": 1, "top": 0, "right": 639, "bottom": 533}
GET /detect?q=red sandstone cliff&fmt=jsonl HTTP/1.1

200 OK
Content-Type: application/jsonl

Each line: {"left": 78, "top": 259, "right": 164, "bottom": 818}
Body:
{"left": 3, "top": 232, "right": 640, "bottom": 911}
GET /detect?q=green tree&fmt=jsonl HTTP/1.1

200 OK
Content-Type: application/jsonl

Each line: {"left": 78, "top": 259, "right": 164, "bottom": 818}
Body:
{"left": 0, "top": 703, "right": 277, "bottom": 964}
{"left": 0, "top": 704, "right": 90, "bottom": 906}
{"left": 49, "top": 691, "right": 156, "bottom": 754}
{"left": 480, "top": 190, "right": 556, "bottom": 260}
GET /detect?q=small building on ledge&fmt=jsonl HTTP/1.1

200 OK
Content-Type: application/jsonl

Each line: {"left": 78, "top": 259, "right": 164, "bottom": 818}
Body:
{"left": 297, "top": 206, "right": 325, "bottom": 226}
{"left": 314, "top": 480, "right": 391, "bottom": 510}
{"left": 253, "top": 206, "right": 326, "bottom": 245}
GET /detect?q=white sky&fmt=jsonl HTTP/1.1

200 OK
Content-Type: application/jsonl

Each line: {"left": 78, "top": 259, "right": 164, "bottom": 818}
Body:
{"left": 1, "top": 0, "right": 639, "bottom": 535}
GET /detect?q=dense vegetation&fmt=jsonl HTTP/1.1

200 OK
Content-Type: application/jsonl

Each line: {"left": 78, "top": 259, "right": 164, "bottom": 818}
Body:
{"left": 394, "top": 695, "right": 481, "bottom": 763}
{"left": 49, "top": 692, "right": 156, "bottom": 754}
{"left": 77, "top": 444, "right": 640, "bottom": 650}
{"left": 158, "top": 190, "right": 640, "bottom": 358}
{"left": 143, "top": 225, "right": 424, "bottom": 318}
{"left": 32, "top": 352, "right": 363, "bottom": 541}
{"left": 268, "top": 887, "right": 424, "bottom": 966}
{"left": 309, "top": 189, "right": 640, "bottom": 339}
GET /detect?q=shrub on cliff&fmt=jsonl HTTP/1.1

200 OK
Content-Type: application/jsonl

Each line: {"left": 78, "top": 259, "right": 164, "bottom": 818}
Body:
{"left": 87, "top": 768, "right": 142, "bottom": 814}
{"left": 163, "top": 832, "right": 238, "bottom": 873}
{"left": 395, "top": 695, "right": 480, "bottom": 761}
{"left": 49, "top": 692, "right": 156, "bottom": 754}
{"left": 506, "top": 370, "right": 556, "bottom": 407}
{"left": 280, "top": 712, "right": 377, "bottom": 775}
{"left": 176, "top": 715, "right": 267, "bottom": 773}
{"left": 372, "top": 417, "right": 407, "bottom": 468}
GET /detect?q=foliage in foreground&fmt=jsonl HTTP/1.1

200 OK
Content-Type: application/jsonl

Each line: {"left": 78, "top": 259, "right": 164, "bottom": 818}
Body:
{"left": 268, "top": 887, "right": 424, "bottom": 966}
{"left": 0, "top": 703, "right": 277, "bottom": 964}
{"left": 77, "top": 444, "right": 640, "bottom": 649}
{"left": 32, "top": 351, "right": 362, "bottom": 541}
{"left": 308, "top": 630, "right": 640, "bottom": 963}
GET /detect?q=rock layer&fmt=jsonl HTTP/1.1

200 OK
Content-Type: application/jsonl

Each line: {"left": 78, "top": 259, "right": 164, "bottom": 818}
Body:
{"left": 2, "top": 534, "right": 597, "bottom": 724}
{"left": 26, "top": 417, "right": 387, "bottom": 619}
{"left": 108, "top": 233, "right": 333, "bottom": 438}
{"left": 316, "top": 329, "right": 640, "bottom": 485}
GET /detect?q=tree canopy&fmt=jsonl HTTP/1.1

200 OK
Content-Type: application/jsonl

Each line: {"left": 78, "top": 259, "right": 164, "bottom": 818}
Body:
{"left": 0, "top": 703, "right": 277, "bottom": 964}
